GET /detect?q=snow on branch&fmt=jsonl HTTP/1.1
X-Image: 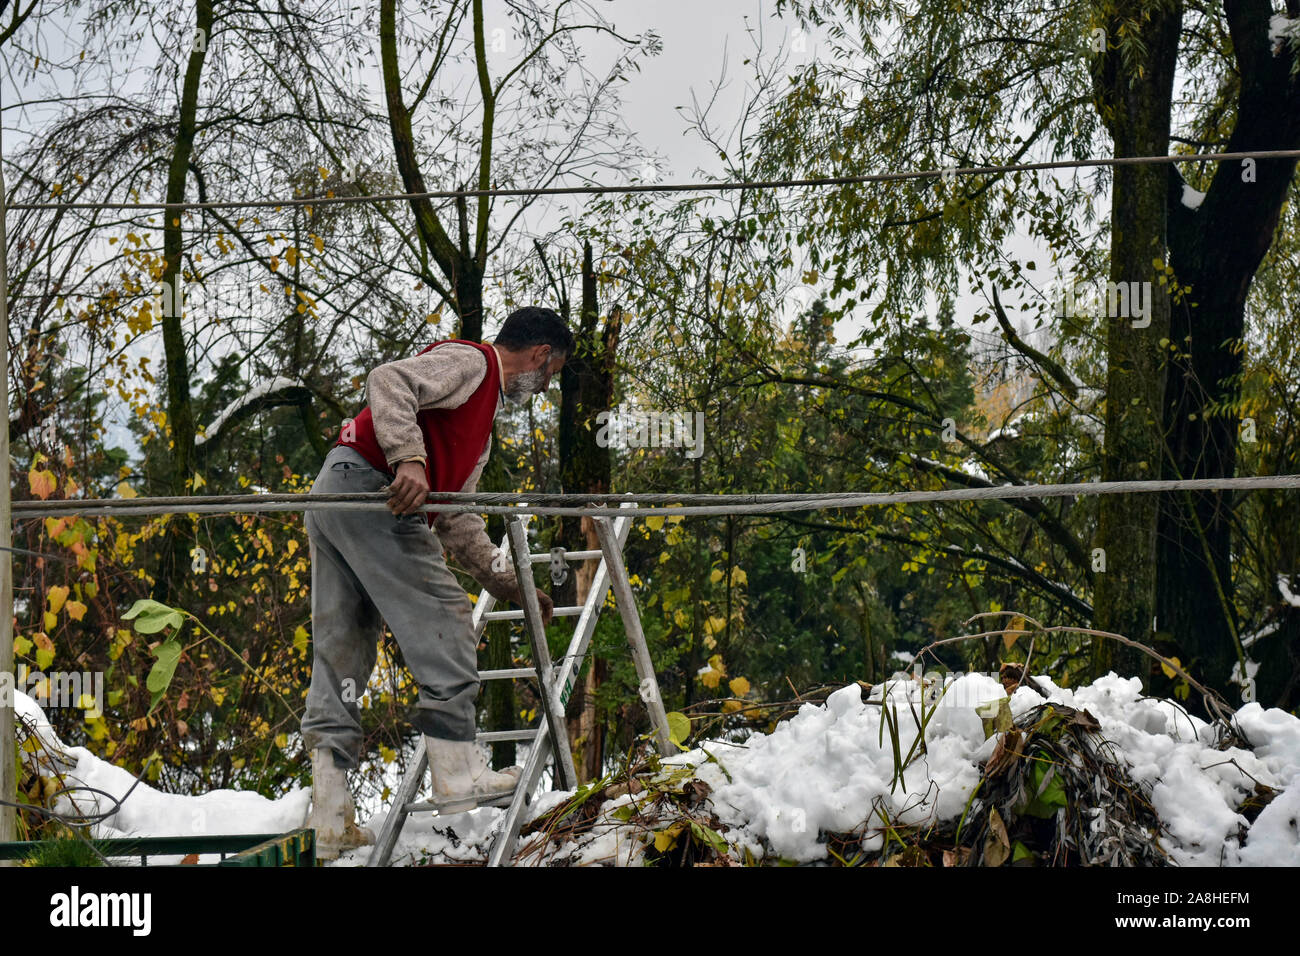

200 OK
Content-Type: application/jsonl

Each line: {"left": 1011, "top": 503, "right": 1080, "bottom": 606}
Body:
{"left": 195, "top": 376, "right": 311, "bottom": 447}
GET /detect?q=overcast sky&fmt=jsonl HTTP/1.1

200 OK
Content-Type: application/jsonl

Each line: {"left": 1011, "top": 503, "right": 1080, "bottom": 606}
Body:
{"left": 579, "top": 0, "right": 818, "bottom": 181}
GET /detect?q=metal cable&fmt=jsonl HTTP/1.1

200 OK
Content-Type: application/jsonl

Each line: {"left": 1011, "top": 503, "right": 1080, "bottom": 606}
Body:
{"left": 10, "top": 474, "right": 1300, "bottom": 520}
{"left": 0, "top": 542, "right": 80, "bottom": 562}
{"left": 10, "top": 149, "right": 1300, "bottom": 212}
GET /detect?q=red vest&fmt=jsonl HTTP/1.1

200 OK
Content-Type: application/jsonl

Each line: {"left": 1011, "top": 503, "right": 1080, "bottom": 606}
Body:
{"left": 336, "top": 339, "right": 501, "bottom": 525}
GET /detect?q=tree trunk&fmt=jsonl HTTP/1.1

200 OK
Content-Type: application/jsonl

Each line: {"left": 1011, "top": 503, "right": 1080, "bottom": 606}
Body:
{"left": 153, "top": 0, "right": 213, "bottom": 604}
{"left": 558, "top": 241, "right": 618, "bottom": 782}
{"left": 1157, "top": 0, "right": 1300, "bottom": 703}
{"left": 563, "top": 518, "right": 606, "bottom": 781}
{"left": 379, "top": 0, "right": 482, "bottom": 338}
{"left": 486, "top": 607, "right": 515, "bottom": 769}
{"left": 1088, "top": 2, "right": 1182, "bottom": 681}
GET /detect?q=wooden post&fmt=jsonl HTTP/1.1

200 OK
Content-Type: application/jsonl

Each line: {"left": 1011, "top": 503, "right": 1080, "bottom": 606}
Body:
{"left": 1, "top": 152, "right": 16, "bottom": 843}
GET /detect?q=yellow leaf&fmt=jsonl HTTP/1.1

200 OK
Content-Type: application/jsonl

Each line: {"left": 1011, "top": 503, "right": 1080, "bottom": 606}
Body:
{"left": 728, "top": 676, "right": 750, "bottom": 697}
{"left": 115, "top": 481, "right": 138, "bottom": 499}
{"left": 710, "top": 568, "right": 724, "bottom": 583}
{"left": 66, "top": 601, "right": 88, "bottom": 622}
{"left": 29, "top": 469, "right": 57, "bottom": 500}
{"left": 34, "top": 632, "right": 55, "bottom": 669}
{"left": 313, "top": 235, "right": 324, "bottom": 253}
{"left": 1160, "top": 656, "right": 1181, "bottom": 680}
{"left": 109, "top": 628, "right": 132, "bottom": 660}
{"left": 653, "top": 822, "right": 685, "bottom": 852}
{"left": 646, "top": 515, "right": 665, "bottom": 531}
{"left": 13, "top": 634, "right": 33, "bottom": 656}
{"left": 722, "top": 699, "right": 742, "bottom": 714}
{"left": 700, "top": 669, "right": 721, "bottom": 689}
{"left": 729, "top": 566, "right": 748, "bottom": 587}
{"left": 44, "top": 611, "right": 58, "bottom": 632}
{"left": 47, "top": 585, "right": 70, "bottom": 614}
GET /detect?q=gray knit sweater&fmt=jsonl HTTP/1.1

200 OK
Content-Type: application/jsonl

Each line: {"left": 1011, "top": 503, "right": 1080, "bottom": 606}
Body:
{"left": 365, "top": 342, "right": 522, "bottom": 603}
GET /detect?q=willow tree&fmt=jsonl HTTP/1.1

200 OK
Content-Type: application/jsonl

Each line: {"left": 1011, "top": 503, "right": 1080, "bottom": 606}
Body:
{"left": 378, "top": 0, "right": 654, "bottom": 342}
{"left": 760, "top": 0, "right": 1300, "bottom": 701}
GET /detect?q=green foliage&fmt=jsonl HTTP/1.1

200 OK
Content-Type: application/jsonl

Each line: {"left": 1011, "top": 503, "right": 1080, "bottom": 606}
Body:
{"left": 22, "top": 830, "right": 106, "bottom": 868}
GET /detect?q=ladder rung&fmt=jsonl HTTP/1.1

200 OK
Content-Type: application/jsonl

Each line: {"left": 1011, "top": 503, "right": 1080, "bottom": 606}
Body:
{"left": 477, "top": 667, "right": 538, "bottom": 681}
{"left": 475, "top": 729, "right": 540, "bottom": 743}
{"left": 527, "top": 549, "right": 601, "bottom": 563}
{"left": 403, "top": 793, "right": 514, "bottom": 814}
{"left": 481, "top": 605, "right": 584, "bottom": 621}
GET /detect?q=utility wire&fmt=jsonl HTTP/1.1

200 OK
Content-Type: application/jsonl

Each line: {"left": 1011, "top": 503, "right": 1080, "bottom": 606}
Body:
{"left": 9, "top": 149, "right": 1300, "bottom": 212}
{"left": 0, "top": 542, "right": 80, "bottom": 562}
{"left": 10, "top": 474, "right": 1300, "bottom": 520}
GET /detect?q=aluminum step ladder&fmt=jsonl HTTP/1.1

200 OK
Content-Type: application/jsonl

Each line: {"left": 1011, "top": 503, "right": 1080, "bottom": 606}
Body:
{"left": 366, "top": 503, "right": 673, "bottom": 867}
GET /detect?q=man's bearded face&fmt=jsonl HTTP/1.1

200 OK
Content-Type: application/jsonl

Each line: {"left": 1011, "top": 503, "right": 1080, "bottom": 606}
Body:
{"left": 504, "top": 367, "right": 547, "bottom": 404}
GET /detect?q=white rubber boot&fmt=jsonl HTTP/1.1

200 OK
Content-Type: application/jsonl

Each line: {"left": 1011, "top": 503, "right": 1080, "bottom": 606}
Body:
{"left": 308, "top": 747, "right": 374, "bottom": 860}
{"left": 425, "top": 735, "right": 522, "bottom": 814}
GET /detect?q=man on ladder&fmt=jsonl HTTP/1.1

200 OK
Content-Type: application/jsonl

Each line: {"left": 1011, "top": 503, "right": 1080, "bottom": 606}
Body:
{"left": 301, "top": 307, "right": 573, "bottom": 859}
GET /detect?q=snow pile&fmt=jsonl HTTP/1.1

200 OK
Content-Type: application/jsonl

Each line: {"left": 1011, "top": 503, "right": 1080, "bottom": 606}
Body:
{"left": 11, "top": 670, "right": 1300, "bottom": 867}
{"left": 683, "top": 675, "right": 1000, "bottom": 861}
{"left": 14, "top": 690, "right": 310, "bottom": 861}
{"left": 335, "top": 803, "right": 504, "bottom": 868}
{"left": 521, "top": 672, "right": 1300, "bottom": 866}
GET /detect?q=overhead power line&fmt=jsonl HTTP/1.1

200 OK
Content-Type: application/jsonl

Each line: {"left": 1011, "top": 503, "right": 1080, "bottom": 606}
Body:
{"left": 9, "top": 149, "right": 1300, "bottom": 213}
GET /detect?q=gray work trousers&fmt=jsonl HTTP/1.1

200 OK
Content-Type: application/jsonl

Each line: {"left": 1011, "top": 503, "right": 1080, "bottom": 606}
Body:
{"left": 301, "top": 445, "right": 480, "bottom": 769}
